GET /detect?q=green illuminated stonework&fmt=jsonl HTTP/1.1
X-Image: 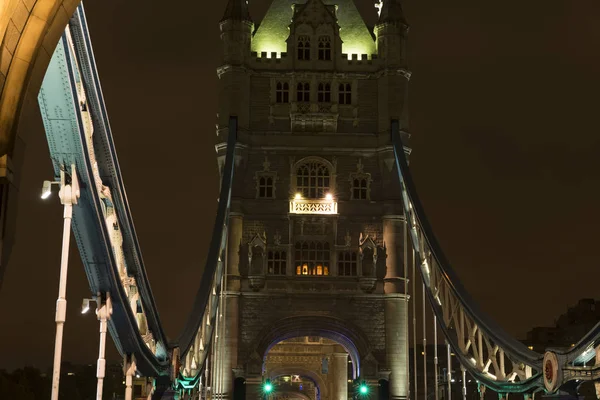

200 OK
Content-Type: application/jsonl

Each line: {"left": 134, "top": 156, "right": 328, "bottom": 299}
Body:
{"left": 251, "top": 0, "right": 376, "bottom": 56}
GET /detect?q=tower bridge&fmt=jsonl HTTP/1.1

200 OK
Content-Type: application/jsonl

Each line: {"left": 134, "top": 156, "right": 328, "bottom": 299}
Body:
{"left": 0, "top": 0, "right": 600, "bottom": 400}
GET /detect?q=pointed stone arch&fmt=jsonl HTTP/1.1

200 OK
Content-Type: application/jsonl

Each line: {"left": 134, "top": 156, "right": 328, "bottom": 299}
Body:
{"left": 269, "top": 367, "right": 329, "bottom": 400}
{"left": 253, "top": 315, "right": 372, "bottom": 378}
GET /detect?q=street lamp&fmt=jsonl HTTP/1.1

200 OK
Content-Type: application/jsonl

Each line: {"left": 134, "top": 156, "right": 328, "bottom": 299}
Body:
{"left": 45, "top": 164, "right": 80, "bottom": 400}
{"left": 82, "top": 293, "right": 113, "bottom": 400}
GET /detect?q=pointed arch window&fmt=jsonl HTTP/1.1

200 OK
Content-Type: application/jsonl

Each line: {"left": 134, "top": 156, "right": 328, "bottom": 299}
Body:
{"left": 339, "top": 83, "right": 352, "bottom": 105}
{"left": 296, "top": 160, "right": 330, "bottom": 199}
{"left": 318, "top": 36, "right": 331, "bottom": 61}
{"left": 296, "top": 82, "right": 311, "bottom": 103}
{"left": 276, "top": 82, "right": 289, "bottom": 103}
{"left": 338, "top": 251, "right": 358, "bottom": 276}
{"left": 349, "top": 159, "right": 371, "bottom": 200}
{"left": 255, "top": 157, "right": 278, "bottom": 199}
{"left": 297, "top": 35, "right": 311, "bottom": 60}
{"left": 295, "top": 241, "right": 330, "bottom": 276}
{"left": 317, "top": 83, "right": 331, "bottom": 103}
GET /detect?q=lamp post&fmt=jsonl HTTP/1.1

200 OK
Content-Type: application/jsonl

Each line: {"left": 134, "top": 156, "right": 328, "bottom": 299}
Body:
{"left": 45, "top": 164, "right": 80, "bottom": 400}
{"left": 82, "top": 292, "right": 113, "bottom": 400}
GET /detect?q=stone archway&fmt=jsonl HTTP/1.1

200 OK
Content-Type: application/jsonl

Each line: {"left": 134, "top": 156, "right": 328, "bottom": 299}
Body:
{"left": 254, "top": 315, "right": 371, "bottom": 379}
{"left": 269, "top": 366, "right": 329, "bottom": 400}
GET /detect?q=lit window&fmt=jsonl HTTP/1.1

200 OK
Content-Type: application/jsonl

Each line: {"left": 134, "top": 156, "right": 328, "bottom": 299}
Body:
{"left": 297, "top": 35, "right": 311, "bottom": 60}
{"left": 318, "top": 36, "right": 331, "bottom": 60}
{"left": 276, "top": 82, "right": 289, "bottom": 103}
{"left": 351, "top": 178, "right": 368, "bottom": 200}
{"left": 296, "top": 82, "right": 310, "bottom": 102}
{"left": 296, "top": 160, "right": 330, "bottom": 199}
{"left": 295, "top": 241, "right": 330, "bottom": 276}
{"left": 338, "top": 251, "right": 358, "bottom": 276}
{"left": 317, "top": 83, "right": 331, "bottom": 103}
{"left": 338, "top": 83, "right": 352, "bottom": 105}
{"left": 267, "top": 250, "right": 287, "bottom": 275}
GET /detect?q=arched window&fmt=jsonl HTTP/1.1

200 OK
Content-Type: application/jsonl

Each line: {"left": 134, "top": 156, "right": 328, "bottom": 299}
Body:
{"left": 338, "top": 251, "right": 358, "bottom": 276}
{"left": 295, "top": 241, "right": 330, "bottom": 276}
{"left": 297, "top": 35, "right": 311, "bottom": 60}
{"left": 317, "top": 83, "right": 331, "bottom": 103}
{"left": 267, "top": 250, "right": 287, "bottom": 275}
{"left": 318, "top": 36, "right": 331, "bottom": 60}
{"left": 296, "top": 159, "right": 330, "bottom": 198}
{"left": 276, "top": 82, "right": 289, "bottom": 103}
{"left": 338, "top": 83, "right": 352, "bottom": 105}
{"left": 296, "top": 82, "right": 310, "bottom": 102}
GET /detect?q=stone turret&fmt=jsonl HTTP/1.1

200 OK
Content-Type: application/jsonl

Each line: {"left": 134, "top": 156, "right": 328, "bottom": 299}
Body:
{"left": 374, "top": 0, "right": 409, "bottom": 66}
{"left": 219, "top": 0, "right": 254, "bottom": 65}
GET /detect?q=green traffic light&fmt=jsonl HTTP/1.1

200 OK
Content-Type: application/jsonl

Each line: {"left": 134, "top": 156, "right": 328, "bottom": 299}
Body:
{"left": 359, "top": 384, "right": 368, "bottom": 395}
{"left": 264, "top": 382, "right": 273, "bottom": 393}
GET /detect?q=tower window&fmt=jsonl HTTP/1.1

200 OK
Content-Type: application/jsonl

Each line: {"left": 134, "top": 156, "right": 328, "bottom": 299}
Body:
{"left": 296, "top": 82, "right": 310, "bottom": 102}
{"left": 318, "top": 36, "right": 331, "bottom": 61}
{"left": 339, "top": 83, "right": 352, "bottom": 105}
{"left": 338, "top": 251, "right": 358, "bottom": 276}
{"left": 317, "top": 83, "right": 331, "bottom": 103}
{"left": 258, "top": 176, "right": 274, "bottom": 198}
{"left": 276, "top": 82, "right": 289, "bottom": 103}
{"left": 268, "top": 250, "right": 287, "bottom": 275}
{"left": 352, "top": 178, "right": 368, "bottom": 200}
{"left": 297, "top": 35, "right": 311, "bottom": 60}
{"left": 296, "top": 160, "right": 330, "bottom": 198}
{"left": 295, "top": 241, "right": 330, "bottom": 276}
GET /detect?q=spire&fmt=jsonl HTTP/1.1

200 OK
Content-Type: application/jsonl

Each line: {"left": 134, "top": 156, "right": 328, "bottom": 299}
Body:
{"left": 377, "top": 0, "right": 407, "bottom": 25}
{"left": 221, "top": 0, "right": 252, "bottom": 23}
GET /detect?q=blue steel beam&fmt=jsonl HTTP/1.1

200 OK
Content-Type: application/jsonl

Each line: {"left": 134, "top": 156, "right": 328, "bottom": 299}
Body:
{"left": 38, "top": 6, "right": 169, "bottom": 376}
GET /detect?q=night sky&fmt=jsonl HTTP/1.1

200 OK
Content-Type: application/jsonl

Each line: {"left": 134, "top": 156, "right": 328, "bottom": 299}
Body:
{"left": 1, "top": 0, "right": 599, "bottom": 371}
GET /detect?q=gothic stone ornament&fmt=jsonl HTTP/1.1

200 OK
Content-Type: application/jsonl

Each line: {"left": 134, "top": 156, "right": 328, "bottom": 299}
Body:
{"left": 543, "top": 351, "right": 560, "bottom": 393}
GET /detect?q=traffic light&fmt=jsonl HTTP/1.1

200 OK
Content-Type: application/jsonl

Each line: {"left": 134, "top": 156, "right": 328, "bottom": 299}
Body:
{"left": 358, "top": 383, "right": 369, "bottom": 395}
{"left": 263, "top": 380, "right": 273, "bottom": 394}
{"left": 353, "top": 379, "right": 369, "bottom": 397}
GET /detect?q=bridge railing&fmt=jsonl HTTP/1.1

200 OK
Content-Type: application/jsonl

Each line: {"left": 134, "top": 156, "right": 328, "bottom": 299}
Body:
{"left": 174, "top": 117, "right": 238, "bottom": 390}
{"left": 390, "top": 120, "right": 544, "bottom": 393}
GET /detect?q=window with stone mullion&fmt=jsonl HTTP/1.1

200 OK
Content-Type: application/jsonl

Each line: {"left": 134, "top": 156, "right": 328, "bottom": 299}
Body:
{"left": 296, "top": 82, "right": 310, "bottom": 102}
{"left": 352, "top": 178, "right": 368, "bottom": 200}
{"left": 317, "top": 83, "right": 331, "bottom": 103}
{"left": 267, "top": 250, "right": 287, "bottom": 275}
{"left": 296, "top": 162, "right": 330, "bottom": 198}
{"left": 297, "top": 35, "right": 311, "bottom": 60}
{"left": 294, "top": 241, "right": 330, "bottom": 276}
{"left": 338, "top": 83, "right": 352, "bottom": 105}
{"left": 318, "top": 36, "right": 331, "bottom": 60}
{"left": 338, "top": 251, "right": 358, "bottom": 276}
{"left": 276, "top": 82, "right": 289, "bottom": 103}
{"left": 258, "top": 176, "right": 274, "bottom": 198}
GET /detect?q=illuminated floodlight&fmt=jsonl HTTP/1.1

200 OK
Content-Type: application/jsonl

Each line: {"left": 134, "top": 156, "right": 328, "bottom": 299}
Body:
{"left": 41, "top": 180, "right": 52, "bottom": 199}
{"left": 41, "top": 180, "right": 61, "bottom": 199}
{"left": 294, "top": 193, "right": 302, "bottom": 200}
{"left": 81, "top": 298, "right": 91, "bottom": 314}
{"left": 325, "top": 193, "right": 333, "bottom": 201}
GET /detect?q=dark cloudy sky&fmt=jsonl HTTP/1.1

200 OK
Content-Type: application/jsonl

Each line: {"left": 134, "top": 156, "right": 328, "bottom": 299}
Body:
{"left": 0, "top": 0, "right": 599, "bottom": 371}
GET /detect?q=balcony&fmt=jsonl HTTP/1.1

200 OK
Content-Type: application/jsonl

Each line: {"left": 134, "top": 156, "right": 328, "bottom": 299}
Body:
{"left": 289, "top": 197, "right": 338, "bottom": 215}
{"left": 290, "top": 102, "right": 338, "bottom": 132}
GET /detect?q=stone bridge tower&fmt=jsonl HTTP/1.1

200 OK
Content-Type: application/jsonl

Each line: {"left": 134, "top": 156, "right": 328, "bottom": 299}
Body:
{"left": 215, "top": 0, "right": 410, "bottom": 399}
